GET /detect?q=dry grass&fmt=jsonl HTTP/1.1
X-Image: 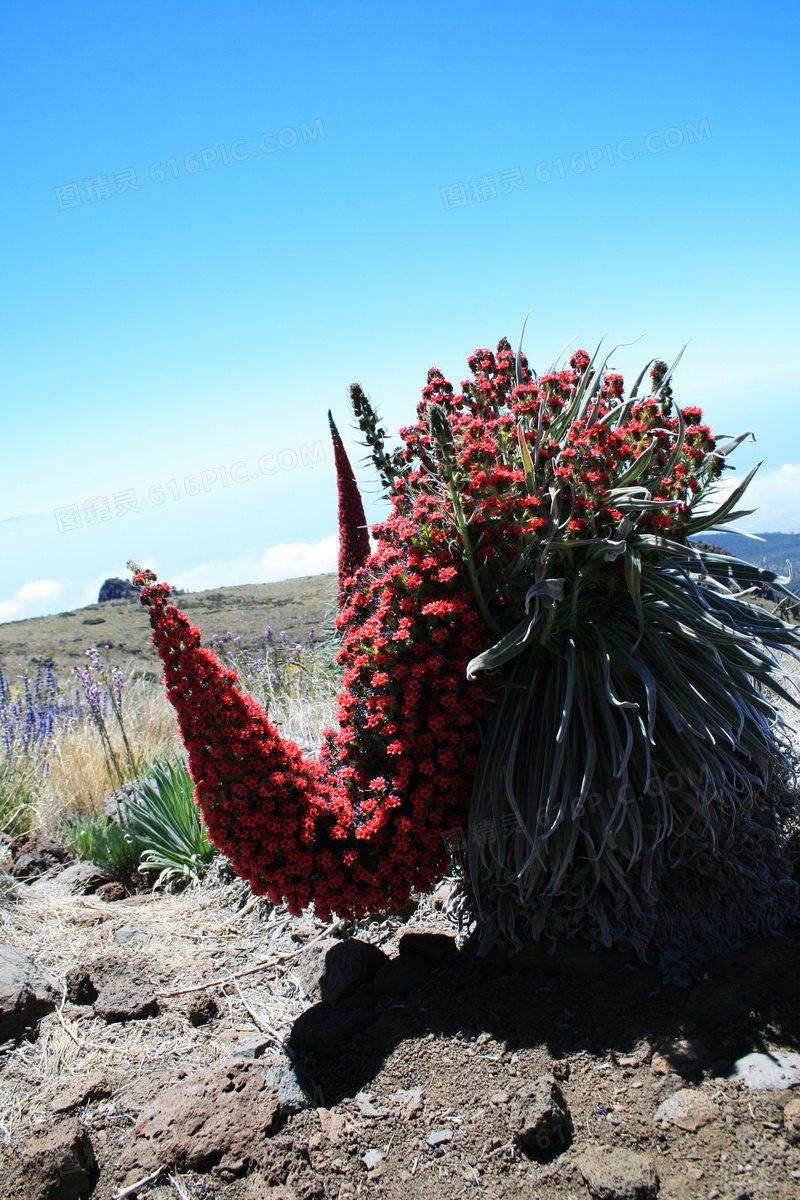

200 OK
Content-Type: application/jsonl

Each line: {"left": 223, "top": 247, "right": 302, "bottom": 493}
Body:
{"left": 33, "top": 679, "right": 183, "bottom": 832}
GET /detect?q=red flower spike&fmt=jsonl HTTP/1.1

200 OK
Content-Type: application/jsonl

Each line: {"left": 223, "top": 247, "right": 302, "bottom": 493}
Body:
{"left": 328, "top": 411, "right": 371, "bottom": 608}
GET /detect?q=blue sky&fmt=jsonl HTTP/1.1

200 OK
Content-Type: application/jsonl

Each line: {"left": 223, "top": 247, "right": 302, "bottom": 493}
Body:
{"left": 1, "top": 0, "right": 798, "bottom": 623}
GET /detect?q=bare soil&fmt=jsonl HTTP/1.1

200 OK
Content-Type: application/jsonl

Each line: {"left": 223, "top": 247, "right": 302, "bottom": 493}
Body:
{"left": 1, "top": 861, "right": 800, "bottom": 1200}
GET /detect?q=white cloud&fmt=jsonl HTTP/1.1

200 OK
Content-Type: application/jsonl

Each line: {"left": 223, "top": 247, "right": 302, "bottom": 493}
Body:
{"left": 171, "top": 535, "right": 338, "bottom": 594}
{"left": 706, "top": 463, "right": 800, "bottom": 533}
{"left": 0, "top": 579, "right": 63, "bottom": 623}
{"left": 16, "top": 579, "right": 62, "bottom": 602}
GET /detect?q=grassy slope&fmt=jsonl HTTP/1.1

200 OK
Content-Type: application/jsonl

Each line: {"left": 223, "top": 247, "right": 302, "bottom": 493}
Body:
{"left": 0, "top": 574, "right": 338, "bottom": 681}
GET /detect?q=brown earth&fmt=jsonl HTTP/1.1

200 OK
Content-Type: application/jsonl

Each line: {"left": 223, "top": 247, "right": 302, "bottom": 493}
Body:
{"left": 1, "top": 861, "right": 800, "bottom": 1200}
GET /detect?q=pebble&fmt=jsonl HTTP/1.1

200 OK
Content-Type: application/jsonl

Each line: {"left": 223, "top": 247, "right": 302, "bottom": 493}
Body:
{"left": 362, "top": 1148, "right": 382, "bottom": 1171}
{"left": 654, "top": 1088, "right": 719, "bottom": 1132}
{"left": 726, "top": 1051, "right": 800, "bottom": 1090}
{"left": 427, "top": 1129, "right": 453, "bottom": 1148}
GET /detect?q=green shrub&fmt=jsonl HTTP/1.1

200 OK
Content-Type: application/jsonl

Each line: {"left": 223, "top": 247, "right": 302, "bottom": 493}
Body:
{"left": 63, "top": 811, "right": 143, "bottom": 876}
{"left": 126, "top": 758, "right": 216, "bottom": 889}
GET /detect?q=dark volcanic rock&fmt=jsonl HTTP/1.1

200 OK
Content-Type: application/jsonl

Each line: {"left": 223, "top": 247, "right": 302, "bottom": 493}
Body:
{"left": 57, "top": 862, "right": 113, "bottom": 896}
{"left": 578, "top": 1146, "right": 659, "bottom": 1200}
{"left": 372, "top": 954, "right": 432, "bottom": 996}
{"left": 509, "top": 1074, "right": 572, "bottom": 1149}
{"left": 65, "top": 955, "right": 158, "bottom": 1022}
{"left": 295, "top": 937, "right": 389, "bottom": 1005}
{"left": 0, "top": 941, "right": 58, "bottom": 1042}
{"left": 19, "top": 1118, "right": 99, "bottom": 1199}
{"left": 187, "top": 993, "right": 219, "bottom": 1026}
{"left": 289, "top": 1003, "right": 372, "bottom": 1057}
{"left": 124, "top": 1060, "right": 281, "bottom": 1176}
{"left": 8, "top": 831, "right": 71, "bottom": 881}
{"left": 98, "top": 576, "right": 140, "bottom": 602}
{"left": 398, "top": 931, "right": 458, "bottom": 962}
{"left": 52, "top": 1071, "right": 112, "bottom": 1114}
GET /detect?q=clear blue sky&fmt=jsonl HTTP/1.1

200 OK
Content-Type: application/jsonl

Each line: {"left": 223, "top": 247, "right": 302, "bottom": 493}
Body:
{"left": 1, "top": 0, "right": 798, "bottom": 623}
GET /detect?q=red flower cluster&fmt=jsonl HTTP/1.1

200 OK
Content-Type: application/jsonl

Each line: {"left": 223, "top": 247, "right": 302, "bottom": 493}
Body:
{"left": 395, "top": 339, "right": 722, "bottom": 614}
{"left": 134, "top": 488, "right": 486, "bottom": 919}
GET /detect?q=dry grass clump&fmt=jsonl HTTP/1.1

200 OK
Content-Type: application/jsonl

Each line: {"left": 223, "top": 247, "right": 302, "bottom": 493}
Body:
{"left": 35, "top": 677, "right": 182, "bottom": 831}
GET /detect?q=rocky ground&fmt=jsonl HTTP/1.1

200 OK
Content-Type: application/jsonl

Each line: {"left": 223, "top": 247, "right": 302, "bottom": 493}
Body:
{"left": 2, "top": 839, "right": 800, "bottom": 1200}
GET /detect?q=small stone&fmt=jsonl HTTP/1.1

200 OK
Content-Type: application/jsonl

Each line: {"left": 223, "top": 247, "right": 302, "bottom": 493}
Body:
{"left": 509, "top": 1075, "right": 572, "bottom": 1148}
{"left": 72, "top": 911, "right": 107, "bottom": 928}
{"left": 58, "top": 862, "right": 113, "bottom": 895}
{"left": 784, "top": 1096, "right": 800, "bottom": 1144}
{"left": 727, "top": 1050, "right": 800, "bottom": 1090}
{"left": 317, "top": 1107, "right": 348, "bottom": 1142}
{"left": 187, "top": 994, "right": 219, "bottom": 1026}
{"left": 578, "top": 1145, "right": 658, "bottom": 1200}
{"left": 52, "top": 1071, "right": 112, "bottom": 1114}
{"left": 654, "top": 1087, "right": 719, "bottom": 1132}
{"left": 392, "top": 1086, "right": 423, "bottom": 1120}
{"left": 96, "top": 881, "right": 126, "bottom": 902}
{"left": 650, "top": 1053, "right": 672, "bottom": 1076}
{"left": 427, "top": 1129, "right": 453, "bottom": 1148}
{"left": 362, "top": 1148, "right": 383, "bottom": 1171}
{"left": 355, "top": 1090, "right": 390, "bottom": 1117}
{"left": 234, "top": 1035, "right": 269, "bottom": 1058}
{"left": 490, "top": 1091, "right": 510, "bottom": 1105}
{"left": 113, "top": 924, "right": 147, "bottom": 944}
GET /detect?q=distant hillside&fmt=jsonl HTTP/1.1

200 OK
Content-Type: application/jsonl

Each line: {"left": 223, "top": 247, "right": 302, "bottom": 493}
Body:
{"left": 697, "top": 532, "right": 800, "bottom": 577}
{"left": 0, "top": 574, "right": 338, "bottom": 681}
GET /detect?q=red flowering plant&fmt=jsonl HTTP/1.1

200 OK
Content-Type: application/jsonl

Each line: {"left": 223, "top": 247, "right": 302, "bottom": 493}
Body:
{"left": 130, "top": 330, "right": 800, "bottom": 963}
{"left": 378, "top": 334, "right": 800, "bottom": 957}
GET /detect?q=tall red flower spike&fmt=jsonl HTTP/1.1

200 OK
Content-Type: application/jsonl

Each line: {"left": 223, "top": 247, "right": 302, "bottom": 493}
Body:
{"left": 328, "top": 411, "right": 370, "bottom": 608}
{"left": 132, "top": 503, "right": 487, "bottom": 920}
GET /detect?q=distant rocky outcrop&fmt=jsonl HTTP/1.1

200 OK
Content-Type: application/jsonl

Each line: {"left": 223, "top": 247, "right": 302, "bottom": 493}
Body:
{"left": 98, "top": 577, "right": 141, "bottom": 603}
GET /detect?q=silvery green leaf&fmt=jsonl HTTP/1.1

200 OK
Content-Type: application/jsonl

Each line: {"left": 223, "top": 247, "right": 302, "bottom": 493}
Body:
{"left": 546, "top": 327, "right": 584, "bottom": 374}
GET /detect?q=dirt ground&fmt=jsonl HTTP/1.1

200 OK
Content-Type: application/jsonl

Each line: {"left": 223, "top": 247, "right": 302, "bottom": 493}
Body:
{"left": 1, "top": 856, "right": 800, "bottom": 1200}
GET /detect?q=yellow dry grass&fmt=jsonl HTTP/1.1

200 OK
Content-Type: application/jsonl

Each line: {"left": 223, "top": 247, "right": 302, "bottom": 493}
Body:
{"left": 29, "top": 679, "right": 183, "bottom": 833}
